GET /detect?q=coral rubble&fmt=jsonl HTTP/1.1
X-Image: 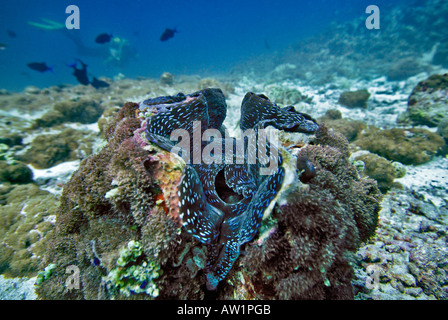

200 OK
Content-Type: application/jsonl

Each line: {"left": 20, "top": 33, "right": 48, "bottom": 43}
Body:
{"left": 354, "top": 186, "right": 448, "bottom": 300}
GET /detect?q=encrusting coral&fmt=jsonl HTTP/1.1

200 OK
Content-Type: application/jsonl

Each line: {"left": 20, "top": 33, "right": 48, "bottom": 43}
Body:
{"left": 35, "top": 89, "right": 381, "bottom": 300}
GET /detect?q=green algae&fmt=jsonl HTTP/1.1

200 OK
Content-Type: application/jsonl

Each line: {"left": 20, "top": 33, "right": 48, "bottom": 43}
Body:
{"left": 104, "top": 240, "right": 160, "bottom": 298}
{"left": 35, "top": 263, "right": 57, "bottom": 285}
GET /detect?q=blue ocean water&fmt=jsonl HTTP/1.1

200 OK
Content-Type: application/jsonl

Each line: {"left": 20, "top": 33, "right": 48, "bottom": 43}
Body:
{"left": 1, "top": 0, "right": 407, "bottom": 91}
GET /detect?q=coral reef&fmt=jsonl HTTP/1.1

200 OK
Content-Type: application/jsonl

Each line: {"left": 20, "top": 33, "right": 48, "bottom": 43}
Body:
{"left": 0, "top": 114, "right": 31, "bottom": 152}
{"left": 239, "top": 0, "right": 448, "bottom": 85}
{"left": 104, "top": 240, "right": 160, "bottom": 297}
{"left": 437, "top": 118, "right": 448, "bottom": 143}
{"left": 0, "top": 133, "right": 23, "bottom": 148}
{"left": 34, "top": 94, "right": 381, "bottom": 299}
{"left": 354, "top": 187, "right": 448, "bottom": 300}
{"left": 3, "top": 0, "right": 448, "bottom": 301}
{"left": 408, "top": 243, "right": 448, "bottom": 299}
{"left": 338, "top": 89, "right": 370, "bottom": 109}
{"left": 35, "top": 102, "right": 193, "bottom": 299}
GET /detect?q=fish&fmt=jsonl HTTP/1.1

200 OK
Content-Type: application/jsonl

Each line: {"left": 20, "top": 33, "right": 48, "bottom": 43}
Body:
{"left": 0, "top": 43, "right": 7, "bottom": 50}
{"left": 95, "top": 33, "right": 113, "bottom": 44}
{"left": 91, "top": 77, "right": 110, "bottom": 89}
{"left": 68, "top": 59, "right": 90, "bottom": 85}
{"left": 7, "top": 30, "right": 17, "bottom": 38}
{"left": 160, "top": 27, "right": 178, "bottom": 41}
{"left": 142, "top": 88, "right": 318, "bottom": 290}
{"left": 27, "top": 62, "right": 53, "bottom": 73}
{"left": 264, "top": 37, "right": 270, "bottom": 50}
